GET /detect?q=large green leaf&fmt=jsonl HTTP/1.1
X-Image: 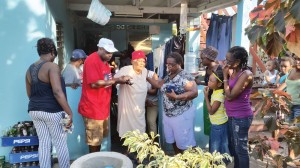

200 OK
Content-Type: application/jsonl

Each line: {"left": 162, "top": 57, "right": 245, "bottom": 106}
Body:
{"left": 286, "top": 24, "right": 300, "bottom": 57}
{"left": 266, "top": 32, "right": 284, "bottom": 56}
{"left": 265, "top": 0, "right": 281, "bottom": 14}
{"left": 266, "top": 16, "right": 275, "bottom": 34}
{"left": 290, "top": 0, "right": 300, "bottom": 21}
{"left": 257, "top": 0, "right": 264, "bottom": 6}
{"left": 249, "top": 5, "right": 265, "bottom": 23}
{"left": 274, "top": 9, "right": 287, "bottom": 34}
{"left": 245, "top": 25, "right": 267, "bottom": 44}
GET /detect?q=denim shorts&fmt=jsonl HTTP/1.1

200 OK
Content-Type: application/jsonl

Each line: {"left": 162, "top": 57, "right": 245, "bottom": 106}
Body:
{"left": 163, "top": 105, "right": 196, "bottom": 150}
{"left": 290, "top": 105, "right": 300, "bottom": 125}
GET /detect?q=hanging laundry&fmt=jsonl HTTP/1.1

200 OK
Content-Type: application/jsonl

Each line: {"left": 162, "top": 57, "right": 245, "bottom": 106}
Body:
{"left": 206, "top": 14, "right": 232, "bottom": 61}
{"left": 146, "top": 52, "right": 154, "bottom": 71}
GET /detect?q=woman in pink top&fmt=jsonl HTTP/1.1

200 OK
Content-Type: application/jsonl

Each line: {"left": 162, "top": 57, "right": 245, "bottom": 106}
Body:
{"left": 223, "top": 46, "right": 253, "bottom": 168}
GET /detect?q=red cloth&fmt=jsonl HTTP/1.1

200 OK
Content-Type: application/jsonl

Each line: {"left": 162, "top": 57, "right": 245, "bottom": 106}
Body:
{"left": 78, "top": 52, "right": 112, "bottom": 120}
{"left": 132, "top": 50, "right": 146, "bottom": 60}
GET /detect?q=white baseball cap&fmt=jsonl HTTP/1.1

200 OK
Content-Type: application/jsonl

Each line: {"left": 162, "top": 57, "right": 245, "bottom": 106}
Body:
{"left": 97, "top": 38, "right": 118, "bottom": 53}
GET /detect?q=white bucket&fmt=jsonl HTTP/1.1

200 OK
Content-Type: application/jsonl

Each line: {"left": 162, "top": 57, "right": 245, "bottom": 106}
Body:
{"left": 70, "top": 152, "right": 133, "bottom": 168}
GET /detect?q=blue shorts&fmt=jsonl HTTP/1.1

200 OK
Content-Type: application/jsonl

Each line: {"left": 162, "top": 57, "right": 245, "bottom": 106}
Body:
{"left": 163, "top": 105, "right": 196, "bottom": 150}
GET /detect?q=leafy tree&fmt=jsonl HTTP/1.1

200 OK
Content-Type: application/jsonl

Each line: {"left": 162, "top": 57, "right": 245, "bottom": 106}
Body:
{"left": 245, "top": 0, "right": 300, "bottom": 57}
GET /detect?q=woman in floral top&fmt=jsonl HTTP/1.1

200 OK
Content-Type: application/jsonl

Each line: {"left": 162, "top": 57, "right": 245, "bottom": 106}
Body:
{"left": 147, "top": 52, "right": 198, "bottom": 154}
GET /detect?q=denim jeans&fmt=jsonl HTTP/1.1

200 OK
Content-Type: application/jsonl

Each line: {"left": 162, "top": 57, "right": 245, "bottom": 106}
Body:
{"left": 206, "top": 14, "right": 232, "bottom": 61}
{"left": 228, "top": 116, "right": 253, "bottom": 168}
{"left": 290, "top": 105, "right": 300, "bottom": 126}
{"left": 209, "top": 122, "right": 230, "bottom": 154}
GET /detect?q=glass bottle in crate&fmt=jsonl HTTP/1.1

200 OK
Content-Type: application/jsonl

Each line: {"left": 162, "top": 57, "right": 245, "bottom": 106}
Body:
{"left": 19, "top": 163, "right": 25, "bottom": 168}
{"left": 18, "top": 147, "right": 24, "bottom": 153}
{"left": 28, "top": 127, "right": 33, "bottom": 136}
{"left": 32, "top": 126, "right": 37, "bottom": 136}
{"left": 32, "top": 161, "right": 38, "bottom": 166}
{"left": 22, "top": 146, "right": 28, "bottom": 152}
{"left": 25, "top": 162, "right": 31, "bottom": 167}
{"left": 11, "top": 163, "right": 19, "bottom": 168}
{"left": 29, "top": 146, "right": 34, "bottom": 152}
{"left": 11, "top": 147, "right": 17, "bottom": 154}
{"left": 10, "top": 127, "right": 17, "bottom": 137}
{"left": 21, "top": 125, "right": 28, "bottom": 137}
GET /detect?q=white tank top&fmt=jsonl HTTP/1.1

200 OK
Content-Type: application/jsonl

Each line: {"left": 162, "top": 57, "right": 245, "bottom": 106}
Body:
{"left": 263, "top": 70, "right": 278, "bottom": 84}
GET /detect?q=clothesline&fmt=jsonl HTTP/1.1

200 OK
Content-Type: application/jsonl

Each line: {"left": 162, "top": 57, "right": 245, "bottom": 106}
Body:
{"left": 147, "top": 36, "right": 185, "bottom": 79}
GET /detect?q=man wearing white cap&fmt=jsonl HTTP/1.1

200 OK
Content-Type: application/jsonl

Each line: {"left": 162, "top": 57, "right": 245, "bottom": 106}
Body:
{"left": 78, "top": 38, "right": 132, "bottom": 153}
{"left": 62, "top": 49, "right": 87, "bottom": 89}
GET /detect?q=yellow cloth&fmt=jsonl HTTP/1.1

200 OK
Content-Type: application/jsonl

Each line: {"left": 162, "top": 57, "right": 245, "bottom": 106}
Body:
{"left": 209, "top": 89, "right": 228, "bottom": 125}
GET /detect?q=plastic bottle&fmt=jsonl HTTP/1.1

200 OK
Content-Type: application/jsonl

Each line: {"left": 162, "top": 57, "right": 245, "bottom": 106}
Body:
{"left": 31, "top": 162, "right": 37, "bottom": 166}
{"left": 184, "top": 47, "right": 197, "bottom": 73}
{"left": 60, "top": 113, "right": 73, "bottom": 133}
{"left": 25, "top": 162, "right": 31, "bottom": 167}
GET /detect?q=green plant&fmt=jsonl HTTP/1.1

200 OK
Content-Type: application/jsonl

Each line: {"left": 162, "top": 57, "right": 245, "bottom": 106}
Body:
{"left": 253, "top": 89, "right": 291, "bottom": 124}
{"left": 122, "top": 130, "right": 232, "bottom": 168}
{"left": 245, "top": 0, "right": 300, "bottom": 57}
{"left": 250, "top": 89, "right": 300, "bottom": 167}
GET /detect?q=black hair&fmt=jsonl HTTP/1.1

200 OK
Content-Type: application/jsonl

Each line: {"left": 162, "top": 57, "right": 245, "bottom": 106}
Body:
{"left": 228, "top": 46, "right": 248, "bottom": 70}
{"left": 212, "top": 68, "right": 224, "bottom": 88}
{"left": 167, "top": 52, "right": 183, "bottom": 66}
{"left": 70, "top": 57, "right": 81, "bottom": 62}
{"left": 281, "top": 57, "right": 294, "bottom": 66}
{"left": 266, "top": 59, "right": 279, "bottom": 71}
{"left": 37, "top": 38, "right": 57, "bottom": 56}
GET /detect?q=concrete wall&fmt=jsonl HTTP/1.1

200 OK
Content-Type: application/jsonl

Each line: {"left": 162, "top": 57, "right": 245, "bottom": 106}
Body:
{"left": 46, "top": 0, "right": 75, "bottom": 65}
{"left": 92, "top": 23, "right": 173, "bottom": 52}
{"left": 0, "top": 0, "right": 75, "bottom": 161}
{"left": 151, "top": 24, "right": 173, "bottom": 50}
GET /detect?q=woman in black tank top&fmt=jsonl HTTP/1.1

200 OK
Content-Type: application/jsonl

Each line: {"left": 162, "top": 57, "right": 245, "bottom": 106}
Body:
{"left": 25, "top": 38, "right": 72, "bottom": 168}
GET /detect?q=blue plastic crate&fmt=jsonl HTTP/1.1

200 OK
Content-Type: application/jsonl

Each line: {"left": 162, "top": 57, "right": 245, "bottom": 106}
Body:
{"left": 9, "top": 151, "right": 39, "bottom": 164}
{"left": 1, "top": 136, "right": 38, "bottom": 147}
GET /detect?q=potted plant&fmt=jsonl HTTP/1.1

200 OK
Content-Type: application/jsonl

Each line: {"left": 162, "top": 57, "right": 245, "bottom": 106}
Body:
{"left": 122, "top": 130, "right": 232, "bottom": 168}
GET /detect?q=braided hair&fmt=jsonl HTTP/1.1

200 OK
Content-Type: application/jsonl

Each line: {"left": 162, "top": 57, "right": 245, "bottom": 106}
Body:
{"left": 37, "top": 38, "right": 57, "bottom": 56}
{"left": 228, "top": 46, "right": 249, "bottom": 70}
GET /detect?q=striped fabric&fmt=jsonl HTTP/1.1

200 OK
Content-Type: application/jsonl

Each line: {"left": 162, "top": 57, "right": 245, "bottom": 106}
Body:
{"left": 29, "top": 111, "right": 70, "bottom": 168}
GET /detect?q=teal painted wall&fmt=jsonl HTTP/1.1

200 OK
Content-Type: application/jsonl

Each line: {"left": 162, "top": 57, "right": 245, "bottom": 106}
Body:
{"left": 0, "top": 0, "right": 76, "bottom": 161}
{"left": 46, "top": 0, "right": 74, "bottom": 64}
{"left": 110, "top": 29, "right": 127, "bottom": 51}
{"left": 151, "top": 24, "right": 173, "bottom": 50}
{"left": 186, "top": 21, "right": 209, "bottom": 148}
{"left": 0, "top": 0, "right": 173, "bottom": 161}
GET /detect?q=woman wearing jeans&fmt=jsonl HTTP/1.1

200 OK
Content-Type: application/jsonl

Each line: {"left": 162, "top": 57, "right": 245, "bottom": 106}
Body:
{"left": 223, "top": 46, "right": 253, "bottom": 168}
